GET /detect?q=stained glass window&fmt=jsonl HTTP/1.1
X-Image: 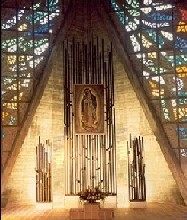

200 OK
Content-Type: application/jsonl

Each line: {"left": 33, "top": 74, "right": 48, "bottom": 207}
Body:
{"left": 110, "top": 0, "right": 187, "bottom": 162}
{"left": 1, "top": 0, "right": 70, "bottom": 169}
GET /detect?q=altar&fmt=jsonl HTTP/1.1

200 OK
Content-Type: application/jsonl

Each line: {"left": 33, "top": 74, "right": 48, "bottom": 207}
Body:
{"left": 70, "top": 203, "right": 114, "bottom": 220}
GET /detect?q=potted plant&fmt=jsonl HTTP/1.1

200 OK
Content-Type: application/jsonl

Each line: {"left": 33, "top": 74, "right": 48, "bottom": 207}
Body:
{"left": 78, "top": 186, "right": 107, "bottom": 203}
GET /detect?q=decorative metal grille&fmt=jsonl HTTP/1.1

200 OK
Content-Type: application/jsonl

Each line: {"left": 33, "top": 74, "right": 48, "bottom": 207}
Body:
{"left": 63, "top": 37, "right": 117, "bottom": 195}
{"left": 127, "top": 135, "right": 146, "bottom": 201}
{"left": 36, "top": 137, "right": 52, "bottom": 202}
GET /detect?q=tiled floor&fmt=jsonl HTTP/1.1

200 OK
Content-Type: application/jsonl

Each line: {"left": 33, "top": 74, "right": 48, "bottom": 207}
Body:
{"left": 1, "top": 203, "right": 187, "bottom": 220}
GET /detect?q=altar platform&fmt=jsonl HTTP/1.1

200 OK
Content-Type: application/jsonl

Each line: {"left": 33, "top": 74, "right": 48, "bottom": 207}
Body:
{"left": 70, "top": 202, "right": 114, "bottom": 220}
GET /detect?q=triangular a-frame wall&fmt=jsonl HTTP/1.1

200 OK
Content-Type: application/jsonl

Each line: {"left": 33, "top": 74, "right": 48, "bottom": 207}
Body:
{"left": 2, "top": 0, "right": 187, "bottom": 207}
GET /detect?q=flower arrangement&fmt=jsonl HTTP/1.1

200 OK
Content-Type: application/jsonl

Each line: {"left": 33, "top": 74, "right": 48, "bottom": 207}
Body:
{"left": 78, "top": 186, "right": 107, "bottom": 203}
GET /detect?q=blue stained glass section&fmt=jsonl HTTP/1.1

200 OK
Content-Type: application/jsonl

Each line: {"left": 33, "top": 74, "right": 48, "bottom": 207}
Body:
{"left": 175, "top": 37, "right": 187, "bottom": 53}
{"left": 178, "top": 128, "right": 187, "bottom": 141}
{"left": 23, "top": 32, "right": 32, "bottom": 36}
{"left": 34, "top": 24, "right": 49, "bottom": 33}
{"left": 148, "top": 12, "right": 172, "bottom": 21}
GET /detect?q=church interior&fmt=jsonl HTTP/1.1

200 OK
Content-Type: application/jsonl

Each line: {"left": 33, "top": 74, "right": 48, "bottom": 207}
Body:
{"left": 1, "top": 0, "right": 187, "bottom": 219}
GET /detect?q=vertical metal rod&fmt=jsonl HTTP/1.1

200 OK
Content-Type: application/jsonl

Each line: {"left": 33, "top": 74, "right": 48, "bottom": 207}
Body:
{"left": 72, "top": 38, "right": 75, "bottom": 84}
{"left": 94, "top": 135, "right": 96, "bottom": 189}
{"left": 95, "top": 135, "right": 97, "bottom": 187}
{"left": 72, "top": 122, "right": 75, "bottom": 194}
{"left": 73, "top": 40, "right": 77, "bottom": 85}
{"left": 111, "top": 42, "right": 114, "bottom": 106}
{"left": 102, "top": 39, "right": 105, "bottom": 85}
{"left": 75, "top": 135, "right": 77, "bottom": 194}
{"left": 82, "top": 41, "right": 85, "bottom": 84}
{"left": 113, "top": 108, "right": 117, "bottom": 194}
{"left": 91, "top": 36, "right": 94, "bottom": 84}
{"left": 99, "top": 53, "right": 102, "bottom": 84}
{"left": 111, "top": 115, "right": 114, "bottom": 192}
{"left": 93, "top": 43, "right": 96, "bottom": 84}
{"left": 85, "top": 44, "right": 88, "bottom": 84}
{"left": 36, "top": 145, "right": 38, "bottom": 202}
{"left": 96, "top": 37, "right": 99, "bottom": 84}
{"left": 102, "top": 135, "right": 106, "bottom": 193}
{"left": 87, "top": 135, "right": 90, "bottom": 190}
{"left": 127, "top": 140, "right": 131, "bottom": 200}
{"left": 99, "top": 136, "right": 102, "bottom": 190}
{"left": 77, "top": 135, "right": 80, "bottom": 193}
{"left": 85, "top": 135, "right": 88, "bottom": 190}
{"left": 38, "top": 136, "right": 41, "bottom": 201}
{"left": 89, "top": 40, "right": 92, "bottom": 84}
{"left": 80, "top": 135, "right": 83, "bottom": 192}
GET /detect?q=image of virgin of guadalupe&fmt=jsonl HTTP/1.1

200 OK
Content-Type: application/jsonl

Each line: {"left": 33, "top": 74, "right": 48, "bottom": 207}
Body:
{"left": 81, "top": 88, "right": 98, "bottom": 131}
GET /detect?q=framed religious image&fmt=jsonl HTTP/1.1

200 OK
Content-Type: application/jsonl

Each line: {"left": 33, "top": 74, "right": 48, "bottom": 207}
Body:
{"left": 74, "top": 84, "right": 105, "bottom": 134}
